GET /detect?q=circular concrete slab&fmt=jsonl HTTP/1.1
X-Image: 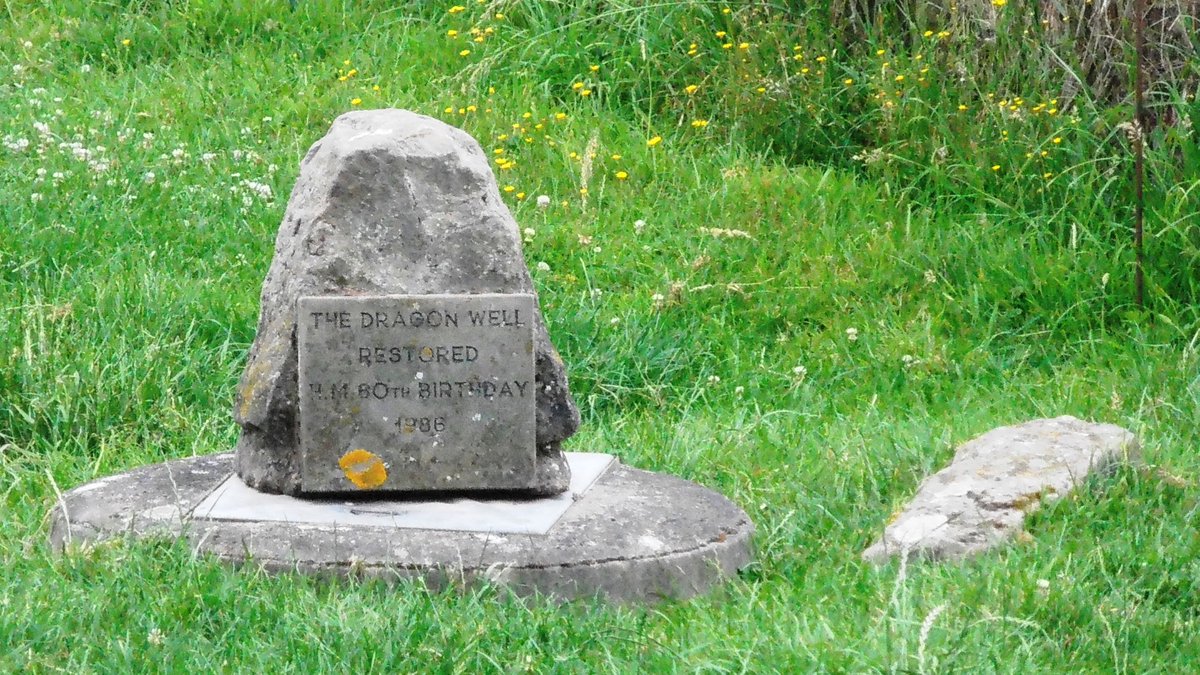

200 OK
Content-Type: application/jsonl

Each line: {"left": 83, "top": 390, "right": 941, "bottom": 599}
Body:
{"left": 48, "top": 453, "right": 753, "bottom": 602}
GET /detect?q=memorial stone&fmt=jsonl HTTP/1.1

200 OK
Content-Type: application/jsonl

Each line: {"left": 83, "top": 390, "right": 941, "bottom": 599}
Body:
{"left": 231, "top": 108, "right": 580, "bottom": 496}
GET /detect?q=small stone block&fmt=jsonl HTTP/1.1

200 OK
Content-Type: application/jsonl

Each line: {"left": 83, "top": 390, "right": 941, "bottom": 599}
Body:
{"left": 298, "top": 294, "right": 536, "bottom": 493}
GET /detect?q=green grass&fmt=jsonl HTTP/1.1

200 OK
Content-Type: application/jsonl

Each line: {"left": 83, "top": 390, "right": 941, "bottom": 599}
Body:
{"left": 2, "top": 1, "right": 1199, "bottom": 671}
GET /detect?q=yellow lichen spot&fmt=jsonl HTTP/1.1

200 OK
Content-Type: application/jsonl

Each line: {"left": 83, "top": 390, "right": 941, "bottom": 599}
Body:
{"left": 339, "top": 449, "right": 387, "bottom": 489}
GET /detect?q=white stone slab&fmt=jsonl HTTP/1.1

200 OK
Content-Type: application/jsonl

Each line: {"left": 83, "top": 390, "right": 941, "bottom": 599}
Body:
{"left": 190, "top": 452, "right": 614, "bottom": 535}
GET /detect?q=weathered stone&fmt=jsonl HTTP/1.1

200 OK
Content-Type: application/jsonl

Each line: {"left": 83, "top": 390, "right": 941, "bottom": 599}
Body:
{"left": 233, "top": 109, "right": 579, "bottom": 496}
{"left": 863, "top": 416, "right": 1140, "bottom": 563}
{"left": 47, "top": 453, "right": 755, "bottom": 603}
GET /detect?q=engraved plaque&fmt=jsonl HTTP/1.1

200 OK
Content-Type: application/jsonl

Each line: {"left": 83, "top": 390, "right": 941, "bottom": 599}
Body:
{"left": 298, "top": 294, "right": 536, "bottom": 493}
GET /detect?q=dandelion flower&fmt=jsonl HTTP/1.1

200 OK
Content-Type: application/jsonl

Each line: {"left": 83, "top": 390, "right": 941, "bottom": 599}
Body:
{"left": 647, "top": 136, "right": 662, "bottom": 147}
{"left": 615, "top": 170, "right": 628, "bottom": 180}
{"left": 1052, "top": 137, "right": 1062, "bottom": 144}
{"left": 448, "top": 5, "right": 465, "bottom": 13}
{"left": 685, "top": 84, "right": 699, "bottom": 95}
{"left": 503, "top": 185, "right": 515, "bottom": 192}
{"left": 738, "top": 42, "right": 750, "bottom": 50}
{"left": 844, "top": 78, "right": 854, "bottom": 85}
{"left": 447, "top": 29, "right": 458, "bottom": 37}
{"left": 351, "top": 98, "right": 362, "bottom": 105}
{"left": 589, "top": 64, "right": 599, "bottom": 72}
{"left": 991, "top": 165, "right": 1001, "bottom": 171}
{"left": 691, "top": 119, "right": 709, "bottom": 128}
{"left": 579, "top": 89, "right": 592, "bottom": 97}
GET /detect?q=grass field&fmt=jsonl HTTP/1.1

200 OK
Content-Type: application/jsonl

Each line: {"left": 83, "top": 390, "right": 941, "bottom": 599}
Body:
{"left": 2, "top": 1, "right": 1199, "bottom": 671}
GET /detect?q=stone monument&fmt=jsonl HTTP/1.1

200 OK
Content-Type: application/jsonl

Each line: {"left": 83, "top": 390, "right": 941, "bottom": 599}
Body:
{"left": 47, "top": 110, "right": 753, "bottom": 602}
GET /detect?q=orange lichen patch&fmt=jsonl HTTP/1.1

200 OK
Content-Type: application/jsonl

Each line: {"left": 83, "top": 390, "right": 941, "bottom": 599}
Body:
{"left": 339, "top": 449, "right": 387, "bottom": 489}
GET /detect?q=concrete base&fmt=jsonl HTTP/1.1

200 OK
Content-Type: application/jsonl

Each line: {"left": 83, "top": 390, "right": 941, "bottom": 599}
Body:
{"left": 48, "top": 453, "right": 753, "bottom": 603}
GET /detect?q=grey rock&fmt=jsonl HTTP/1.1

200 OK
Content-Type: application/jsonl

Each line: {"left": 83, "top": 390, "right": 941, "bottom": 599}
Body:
{"left": 233, "top": 109, "right": 579, "bottom": 496}
{"left": 48, "top": 453, "right": 754, "bottom": 603}
{"left": 863, "top": 416, "right": 1140, "bottom": 563}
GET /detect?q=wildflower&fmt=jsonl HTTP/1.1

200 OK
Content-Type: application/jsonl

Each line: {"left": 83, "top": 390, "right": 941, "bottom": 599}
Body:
{"left": 684, "top": 84, "right": 699, "bottom": 94}
{"left": 589, "top": 64, "right": 599, "bottom": 72}
{"left": 792, "top": 365, "right": 807, "bottom": 378}
{"left": 615, "top": 170, "right": 628, "bottom": 180}
{"left": 147, "top": 628, "right": 165, "bottom": 646}
{"left": 536, "top": 261, "right": 551, "bottom": 272}
{"left": 691, "top": 119, "right": 709, "bottom": 128}
{"left": 875, "top": 49, "right": 886, "bottom": 56}
{"left": 707, "top": 375, "right": 721, "bottom": 384}
{"left": 646, "top": 136, "right": 662, "bottom": 147}
{"left": 923, "top": 30, "right": 934, "bottom": 37}
{"left": 895, "top": 75, "right": 905, "bottom": 82}
{"left": 579, "top": 89, "right": 592, "bottom": 97}
{"left": 80, "top": 64, "right": 91, "bottom": 73}
{"left": 924, "top": 269, "right": 937, "bottom": 283}
{"left": 503, "top": 185, "right": 515, "bottom": 192}
{"left": 459, "top": 49, "right": 471, "bottom": 56}
{"left": 572, "top": 82, "right": 584, "bottom": 90}
{"left": 121, "top": 38, "right": 131, "bottom": 46}
{"left": 350, "top": 98, "right": 362, "bottom": 106}
{"left": 722, "top": 43, "right": 733, "bottom": 49}
{"left": 846, "top": 327, "right": 859, "bottom": 341}
{"left": 992, "top": 0, "right": 1007, "bottom": 6}
{"left": 716, "top": 31, "right": 727, "bottom": 38}
{"left": 991, "top": 165, "right": 1001, "bottom": 171}
{"left": 1052, "top": 137, "right": 1062, "bottom": 144}
{"left": 609, "top": 317, "right": 620, "bottom": 325}
{"left": 901, "top": 354, "right": 917, "bottom": 367}
{"left": 844, "top": 78, "right": 854, "bottom": 85}
{"left": 554, "top": 112, "right": 567, "bottom": 120}
{"left": 536, "top": 195, "right": 551, "bottom": 208}
{"left": 523, "top": 227, "right": 536, "bottom": 241}
{"left": 448, "top": 5, "right": 465, "bottom": 13}
{"left": 722, "top": 7, "right": 731, "bottom": 13}
{"left": 30, "top": 192, "right": 43, "bottom": 203}
{"left": 958, "top": 104, "right": 968, "bottom": 111}
{"left": 738, "top": 42, "right": 750, "bottom": 50}
{"left": 447, "top": 29, "right": 458, "bottom": 37}
{"left": 516, "top": 192, "right": 526, "bottom": 200}
{"left": 143, "top": 171, "right": 156, "bottom": 184}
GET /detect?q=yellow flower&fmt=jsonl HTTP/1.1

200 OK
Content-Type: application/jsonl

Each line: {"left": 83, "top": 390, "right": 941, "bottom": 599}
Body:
{"left": 691, "top": 119, "right": 709, "bottom": 128}
{"left": 516, "top": 192, "right": 526, "bottom": 200}
{"left": 722, "top": 7, "right": 731, "bottom": 13}
{"left": 466, "top": 104, "right": 476, "bottom": 112}
{"left": 579, "top": 187, "right": 588, "bottom": 195}
{"left": 121, "top": 38, "right": 131, "bottom": 46}
{"left": 722, "top": 43, "right": 733, "bottom": 49}
{"left": 554, "top": 112, "right": 567, "bottom": 120}
{"left": 895, "top": 75, "right": 905, "bottom": 82}
{"left": 615, "top": 170, "right": 628, "bottom": 180}
{"left": 448, "top": 5, "right": 465, "bottom": 13}
{"left": 684, "top": 84, "right": 699, "bottom": 94}
{"left": 816, "top": 55, "right": 827, "bottom": 63}
{"left": 716, "top": 31, "right": 727, "bottom": 38}
{"left": 521, "top": 112, "right": 532, "bottom": 119}
{"left": 473, "top": 36, "right": 484, "bottom": 43}
{"left": 923, "top": 30, "right": 934, "bottom": 37}
{"left": 756, "top": 86, "right": 766, "bottom": 93}
{"left": 992, "top": 0, "right": 1007, "bottom": 6}
{"left": 738, "top": 42, "right": 750, "bottom": 50}
{"left": 503, "top": 185, "right": 515, "bottom": 192}
{"left": 351, "top": 98, "right": 362, "bottom": 105}
{"left": 494, "top": 148, "right": 505, "bottom": 155}
{"left": 495, "top": 12, "right": 505, "bottom": 19}
{"left": 459, "top": 49, "right": 471, "bottom": 56}
{"left": 447, "top": 29, "right": 458, "bottom": 37}
{"left": 611, "top": 154, "right": 622, "bottom": 160}
{"left": 647, "top": 136, "right": 662, "bottom": 147}
{"left": 347, "top": 69, "right": 357, "bottom": 77}
{"left": 957, "top": 104, "right": 968, "bottom": 111}
{"left": 580, "top": 89, "right": 592, "bottom": 97}
{"left": 444, "top": 106, "right": 454, "bottom": 113}
{"left": 1052, "top": 137, "right": 1063, "bottom": 144}
{"left": 991, "top": 165, "right": 1001, "bottom": 171}
{"left": 1042, "top": 172, "right": 1053, "bottom": 179}
{"left": 844, "top": 78, "right": 854, "bottom": 85}
{"left": 875, "top": 49, "right": 886, "bottom": 56}
{"left": 589, "top": 64, "right": 600, "bottom": 72}
{"left": 572, "top": 82, "right": 584, "bottom": 90}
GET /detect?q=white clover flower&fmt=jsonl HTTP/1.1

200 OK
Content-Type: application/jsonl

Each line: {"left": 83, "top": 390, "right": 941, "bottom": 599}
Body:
{"left": 535, "top": 261, "right": 550, "bottom": 272}
{"left": 609, "top": 317, "right": 620, "bottom": 325}
{"left": 707, "top": 375, "right": 721, "bottom": 384}
{"left": 142, "top": 171, "right": 156, "bottom": 184}
{"left": 924, "top": 269, "right": 936, "bottom": 284}
{"left": 200, "top": 152, "right": 216, "bottom": 163}
{"left": 792, "top": 365, "right": 807, "bottom": 377}
{"left": 536, "top": 194, "right": 550, "bottom": 208}
{"left": 30, "top": 192, "right": 43, "bottom": 203}
{"left": 846, "top": 327, "right": 859, "bottom": 342}
{"left": 80, "top": 63, "right": 91, "bottom": 73}
{"left": 12, "top": 64, "right": 24, "bottom": 74}
{"left": 634, "top": 219, "right": 646, "bottom": 234}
